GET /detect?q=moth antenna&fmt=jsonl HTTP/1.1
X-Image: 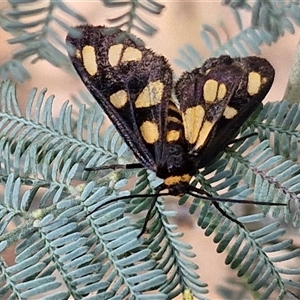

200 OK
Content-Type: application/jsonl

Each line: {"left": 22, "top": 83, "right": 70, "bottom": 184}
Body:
{"left": 187, "top": 186, "right": 287, "bottom": 207}
{"left": 85, "top": 163, "right": 143, "bottom": 171}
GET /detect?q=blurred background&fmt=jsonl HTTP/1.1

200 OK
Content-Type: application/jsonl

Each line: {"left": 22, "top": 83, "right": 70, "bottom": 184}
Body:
{"left": 0, "top": 1, "right": 299, "bottom": 299}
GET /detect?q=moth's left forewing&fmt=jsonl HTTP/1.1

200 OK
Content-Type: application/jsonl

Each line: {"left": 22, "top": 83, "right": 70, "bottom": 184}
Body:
{"left": 193, "top": 56, "right": 275, "bottom": 167}
{"left": 219, "top": 56, "right": 274, "bottom": 115}
{"left": 175, "top": 65, "right": 243, "bottom": 153}
{"left": 203, "top": 56, "right": 275, "bottom": 143}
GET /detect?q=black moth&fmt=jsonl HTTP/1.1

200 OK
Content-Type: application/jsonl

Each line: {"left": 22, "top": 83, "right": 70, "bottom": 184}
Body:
{"left": 67, "top": 25, "right": 283, "bottom": 236}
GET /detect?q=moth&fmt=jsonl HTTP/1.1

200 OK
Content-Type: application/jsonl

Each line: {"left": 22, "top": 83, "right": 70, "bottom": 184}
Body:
{"left": 67, "top": 25, "right": 282, "bottom": 235}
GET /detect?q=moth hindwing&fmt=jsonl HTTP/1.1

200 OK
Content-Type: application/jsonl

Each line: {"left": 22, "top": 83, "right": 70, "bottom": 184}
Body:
{"left": 67, "top": 25, "right": 278, "bottom": 234}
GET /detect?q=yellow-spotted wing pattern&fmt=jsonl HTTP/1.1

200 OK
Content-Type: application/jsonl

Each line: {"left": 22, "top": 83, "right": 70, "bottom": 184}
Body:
{"left": 66, "top": 25, "right": 274, "bottom": 196}
{"left": 175, "top": 55, "right": 275, "bottom": 168}
{"left": 67, "top": 26, "right": 172, "bottom": 171}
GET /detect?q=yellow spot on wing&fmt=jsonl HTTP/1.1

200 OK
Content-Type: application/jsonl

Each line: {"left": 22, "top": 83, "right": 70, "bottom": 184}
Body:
{"left": 247, "top": 71, "right": 262, "bottom": 95}
{"left": 108, "top": 44, "right": 142, "bottom": 67}
{"left": 110, "top": 90, "right": 128, "bottom": 108}
{"left": 194, "top": 120, "right": 213, "bottom": 150}
{"left": 122, "top": 47, "right": 142, "bottom": 63}
{"left": 75, "top": 49, "right": 81, "bottom": 59}
{"left": 217, "top": 83, "right": 227, "bottom": 100}
{"left": 135, "top": 80, "right": 163, "bottom": 108}
{"left": 140, "top": 121, "right": 159, "bottom": 144}
{"left": 108, "top": 44, "right": 123, "bottom": 67}
{"left": 203, "top": 79, "right": 218, "bottom": 103}
{"left": 203, "top": 80, "right": 228, "bottom": 103}
{"left": 166, "top": 130, "right": 180, "bottom": 142}
{"left": 82, "top": 45, "right": 97, "bottom": 76}
{"left": 223, "top": 106, "right": 238, "bottom": 119}
{"left": 182, "top": 105, "right": 205, "bottom": 144}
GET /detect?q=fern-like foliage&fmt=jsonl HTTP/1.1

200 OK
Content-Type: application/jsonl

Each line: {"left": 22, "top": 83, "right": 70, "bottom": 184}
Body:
{"left": 103, "top": 0, "right": 164, "bottom": 36}
{"left": 0, "top": 0, "right": 164, "bottom": 82}
{"left": 0, "top": 1, "right": 300, "bottom": 300}
{"left": 0, "top": 81, "right": 208, "bottom": 299}
{"left": 0, "top": 1, "right": 86, "bottom": 82}
{"left": 255, "top": 101, "right": 300, "bottom": 162}
{"left": 0, "top": 77, "right": 300, "bottom": 299}
{"left": 176, "top": 1, "right": 300, "bottom": 69}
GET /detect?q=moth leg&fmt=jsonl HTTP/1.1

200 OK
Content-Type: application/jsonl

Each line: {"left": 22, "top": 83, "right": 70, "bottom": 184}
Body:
{"left": 138, "top": 184, "right": 166, "bottom": 238}
{"left": 227, "top": 132, "right": 258, "bottom": 146}
{"left": 212, "top": 201, "right": 244, "bottom": 228}
{"left": 138, "top": 195, "right": 158, "bottom": 238}
{"left": 85, "top": 163, "right": 143, "bottom": 171}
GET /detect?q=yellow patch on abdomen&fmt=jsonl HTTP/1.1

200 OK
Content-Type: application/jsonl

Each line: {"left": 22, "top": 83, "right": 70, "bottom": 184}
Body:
{"left": 164, "top": 174, "right": 191, "bottom": 186}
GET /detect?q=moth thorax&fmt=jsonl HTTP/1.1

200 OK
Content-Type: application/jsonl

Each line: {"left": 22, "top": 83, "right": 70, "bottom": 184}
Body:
{"left": 156, "top": 144, "right": 194, "bottom": 194}
{"left": 162, "top": 144, "right": 189, "bottom": 172}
